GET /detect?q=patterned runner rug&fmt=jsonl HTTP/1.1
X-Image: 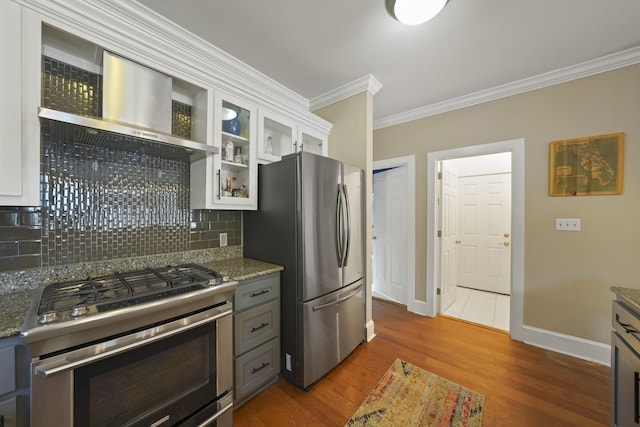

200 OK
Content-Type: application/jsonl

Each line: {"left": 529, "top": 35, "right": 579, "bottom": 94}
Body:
{"left": 345, "top": 359, "right": 484, "bottom": 426}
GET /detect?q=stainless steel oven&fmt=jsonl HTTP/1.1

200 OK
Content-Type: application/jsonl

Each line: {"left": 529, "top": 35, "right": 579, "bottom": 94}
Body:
{"left": 22, "top": 264, "right": 237, "bottom": 427}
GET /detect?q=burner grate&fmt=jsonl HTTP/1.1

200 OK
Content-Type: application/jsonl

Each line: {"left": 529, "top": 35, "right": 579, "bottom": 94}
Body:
{"left": 37, "top": 264, "right": 222, "bottom": 316}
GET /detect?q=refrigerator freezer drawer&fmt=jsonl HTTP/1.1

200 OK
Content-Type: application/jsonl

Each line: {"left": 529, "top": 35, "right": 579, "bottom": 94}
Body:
{"left": 301, "top": 280, "right": 365, "bottom": 389}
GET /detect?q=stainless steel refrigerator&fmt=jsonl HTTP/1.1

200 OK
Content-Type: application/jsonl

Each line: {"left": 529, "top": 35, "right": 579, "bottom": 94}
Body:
{"left": 244, "top": 151, "right": 365, "bottom": 390}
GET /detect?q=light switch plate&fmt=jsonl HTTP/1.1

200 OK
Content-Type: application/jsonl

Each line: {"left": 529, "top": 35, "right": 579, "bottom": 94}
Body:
{"left": 556, "top": 218, "right": 581, "bottom": 231}
{"left": 220, "top": 232, "right": 228, "bottom": 247}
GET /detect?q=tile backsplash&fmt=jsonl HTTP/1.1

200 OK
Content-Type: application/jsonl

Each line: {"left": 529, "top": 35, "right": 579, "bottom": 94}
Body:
{"left": 41, "top": 122, "right": 192, "bottom": 266}
{"left": 0, "top": 138, "right": 241, "bottom": 272}
{"left": 0, "top": 55, "right": 242, "bottom": 273}
{"left": 0, "top": 207, "right": 42, "bottom": 272}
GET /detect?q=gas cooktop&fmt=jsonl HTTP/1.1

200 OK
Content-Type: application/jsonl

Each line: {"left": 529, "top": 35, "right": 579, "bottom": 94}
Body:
{"left": 36, "top": 263, "right": 225, "bottom": 324}
{"left": 22, "top": 263, "right": 238, "bottom": 357}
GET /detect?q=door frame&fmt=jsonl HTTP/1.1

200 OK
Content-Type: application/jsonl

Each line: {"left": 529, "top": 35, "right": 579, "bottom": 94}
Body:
{"left": 426, "top": 139, "right": 525, "bottom": 341}
{"left": 372, "top": 155, "right": 416, "bottom": 310}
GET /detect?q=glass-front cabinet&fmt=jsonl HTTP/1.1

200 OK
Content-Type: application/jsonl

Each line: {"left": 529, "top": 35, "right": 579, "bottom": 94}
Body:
{"left": 191, "top": 91, "right": 257, "bottom": 210}
{"left": 257, "top": 110, "right": 295, "bottom": 163}
{"left": 257, "top": 109, "right": 328, "bottom": 163}
{"left": 298, "top": 125, "right": 327, "bottom": 156}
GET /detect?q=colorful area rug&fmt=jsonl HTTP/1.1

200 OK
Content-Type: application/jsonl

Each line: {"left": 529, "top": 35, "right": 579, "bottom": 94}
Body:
{"left": 345, "top": 359, "right": 484, "bottom": 427}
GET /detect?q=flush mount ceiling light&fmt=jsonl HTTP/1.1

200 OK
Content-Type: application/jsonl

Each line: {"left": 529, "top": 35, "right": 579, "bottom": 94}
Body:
{"left": 387, "top": 0, "right": 448, "bottom": 25}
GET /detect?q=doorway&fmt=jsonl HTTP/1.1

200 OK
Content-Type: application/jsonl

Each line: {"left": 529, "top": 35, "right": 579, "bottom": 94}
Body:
{"left": 426, "top": 139, "right": 525, "bottom": 341}
{"left": 371, "top": 156, "right": 416, "bottom": 309}
{"left": 440, "top": 153, "right": 512, "bottom": 331}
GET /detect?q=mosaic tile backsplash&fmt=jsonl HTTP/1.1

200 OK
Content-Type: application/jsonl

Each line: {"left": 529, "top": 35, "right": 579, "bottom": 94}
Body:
{"left": 0, "top": 207, "right": 42, "bottom": 272}
{"left": 0, "top": 55, "right": 243, "bottom": 273}
{"left": 42, "top": 56, "right": 102, "bottom": 117}
{"left": 41, "top": 124, "right": 191, "bottom": 266}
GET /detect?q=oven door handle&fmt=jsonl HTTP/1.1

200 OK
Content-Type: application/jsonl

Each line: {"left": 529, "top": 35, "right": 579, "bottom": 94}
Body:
{"left": 34, "top": 308, "right": 231, "bottom": 378}
{"left": 199, "top": 397, "right": 234, "bottom": 425}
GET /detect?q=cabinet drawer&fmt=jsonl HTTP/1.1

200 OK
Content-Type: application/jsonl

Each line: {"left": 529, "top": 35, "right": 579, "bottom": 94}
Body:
{"left": 235, "top": 337, "right": 280, "bottom": 403}
{"left": 234, "top": 299, "right": 280, "bottom": 355}
{"left": 0, "top": 396, "right": 17, "bottom": 427}
{"left": 0, "top": 346, "right": 15, "bottom": 395}
{"left": 613, "top": 301, "right": 640, "bottom": 356}
{"left": 234, "top": 273, "right": 280, "bottom": 311}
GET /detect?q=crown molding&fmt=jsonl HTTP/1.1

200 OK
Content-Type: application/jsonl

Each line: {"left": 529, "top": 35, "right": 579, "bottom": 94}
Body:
{"left": 374, "top": 45, "right": 640, "bottom": 130}
{"left": 17, "top": 0, "right": 332, "bottom": 130}
{"left": 310, "top": 74, "right": 383, "bottom": 112}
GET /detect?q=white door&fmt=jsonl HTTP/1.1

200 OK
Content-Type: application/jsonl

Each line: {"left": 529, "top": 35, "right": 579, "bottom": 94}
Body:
{"left": 372, "top": 167, "right": 408, "bottom": 304}
{"left": 458, "top": 173, "right": 512, "bottom": 294}
{"left": 440, "top": 164, "right": 459, "bottom": 311}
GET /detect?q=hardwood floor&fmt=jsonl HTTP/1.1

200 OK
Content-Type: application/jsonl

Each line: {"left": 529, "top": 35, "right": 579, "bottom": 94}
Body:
{"left": 233, "top": 299, "right": 610, "bottom": 426}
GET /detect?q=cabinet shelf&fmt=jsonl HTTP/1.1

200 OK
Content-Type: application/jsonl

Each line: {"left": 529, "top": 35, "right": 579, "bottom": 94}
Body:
{"left": 221, "top": 160, "right": 249, "bottom": 169}
{"left": 222, "top": 132, "right": 249, "bottom": 143}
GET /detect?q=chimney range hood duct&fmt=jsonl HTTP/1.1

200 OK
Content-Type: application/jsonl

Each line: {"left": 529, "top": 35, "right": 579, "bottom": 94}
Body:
{"left": 38, "top": 51, "right": 216, "bottom": 162}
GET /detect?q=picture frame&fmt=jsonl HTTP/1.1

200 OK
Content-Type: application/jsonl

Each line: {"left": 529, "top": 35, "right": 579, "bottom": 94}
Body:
{"left": 549, "top": 132, "right": 624, "bottom": 196}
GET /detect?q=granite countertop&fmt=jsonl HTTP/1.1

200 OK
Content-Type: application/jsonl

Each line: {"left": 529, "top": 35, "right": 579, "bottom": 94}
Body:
{"left": 611, "top": 287, "right": 640, "bottom": 313}
{"left": 0, "top": 288, "right": 38, "bottom": 340}
{"left": 0, "top": 256, "right": 282, "bottom": 340}
{"left": 203, "top": 257, "right": 283, "bottom": 282}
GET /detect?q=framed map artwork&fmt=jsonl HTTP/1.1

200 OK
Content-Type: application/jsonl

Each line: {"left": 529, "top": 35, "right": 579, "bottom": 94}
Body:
{"left": 549, "top": 132, "right": 624, "bottom": 196}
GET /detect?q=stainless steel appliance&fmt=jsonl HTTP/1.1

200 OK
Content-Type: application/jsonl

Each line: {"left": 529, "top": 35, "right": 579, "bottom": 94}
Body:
{"left": 244, "top": 151, "right": 365, "bottom": 389}
{"left": 39, "top": 47, "right": 216, "bottom": 161}
{"left": 21, "top": 264, "right": 237, "bottom": 427}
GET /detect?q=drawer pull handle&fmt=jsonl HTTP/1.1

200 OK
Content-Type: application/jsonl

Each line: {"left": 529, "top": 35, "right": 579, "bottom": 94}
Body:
{"left": 250, "top": 289, "right": 270, "bottom": 297}
{"left": 251, "top": 362, "right": 270, "bottom": 374}
{"left": 251, "top": 322, "right": 270, "bottom": 333}
{"left": 620, "top": 322, "right": 640, "bottom": 335}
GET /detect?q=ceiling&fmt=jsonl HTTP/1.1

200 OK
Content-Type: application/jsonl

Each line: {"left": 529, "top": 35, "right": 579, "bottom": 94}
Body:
{"left": 136, "top": 0, "right": 640, "bottom": 126}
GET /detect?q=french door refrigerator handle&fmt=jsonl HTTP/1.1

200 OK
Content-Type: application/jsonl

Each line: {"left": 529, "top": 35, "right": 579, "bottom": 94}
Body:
{"left": 336, "top": 186, "right": 342, "bottom": 267}
{"left": 312, "top": 287, "right": 361, "bottom": 311}
{"left": 342, "top": 184, "right": 351, "bottom": 267}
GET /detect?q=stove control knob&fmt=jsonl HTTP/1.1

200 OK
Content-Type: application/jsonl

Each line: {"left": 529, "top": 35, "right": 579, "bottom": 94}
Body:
{"left": 70, "top": 306, "right": 88, "bottom": 317}
{"left": 39, "top": 312, "right": 57, "bottom": 324}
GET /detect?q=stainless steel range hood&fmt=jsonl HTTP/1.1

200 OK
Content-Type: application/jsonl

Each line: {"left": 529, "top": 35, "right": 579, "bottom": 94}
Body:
{"left": 39, "top": 51, "right": 216, "bottom": 162}
{"left": 39, "top": 107, "right": 215, "bottom": 161}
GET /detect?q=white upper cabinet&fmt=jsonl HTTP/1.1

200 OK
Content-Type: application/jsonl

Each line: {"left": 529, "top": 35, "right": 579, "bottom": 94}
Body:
{"left": 0, "top": 2, "right": 40, "bottom": 206}
{"left": 298, "top": 125, "right": 328, "bottom": 157}
{"left": 257, "top": 110, "right": 296, "bottom": 163}
{"left": 257, "top": 109, "right": 329, "bottom": 163}
{"left": 3, "top": 1, "right": 332, "bottom": 210}
{"left": 191, "top": 91, "right": 258, "bottom": 210}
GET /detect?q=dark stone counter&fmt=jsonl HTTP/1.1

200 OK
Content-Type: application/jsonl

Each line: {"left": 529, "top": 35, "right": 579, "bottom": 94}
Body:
{"left": 0, "top": 251, "right": 282, "bottom": 340}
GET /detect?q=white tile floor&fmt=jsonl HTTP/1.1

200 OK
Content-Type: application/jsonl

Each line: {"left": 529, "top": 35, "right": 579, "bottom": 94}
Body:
{"left": 442, "top": 286, "right": 510, "bottom": 331}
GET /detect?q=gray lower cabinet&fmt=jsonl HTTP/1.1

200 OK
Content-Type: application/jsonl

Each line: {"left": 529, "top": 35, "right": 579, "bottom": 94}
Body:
{"left": 233, "top": 272, "right": 280, "bottom": 406}
{"left": 0, "top": 338, "right": 28, "bottom": 427}
{"left": 612, "top": 300, "right": 640, "bottom": 427}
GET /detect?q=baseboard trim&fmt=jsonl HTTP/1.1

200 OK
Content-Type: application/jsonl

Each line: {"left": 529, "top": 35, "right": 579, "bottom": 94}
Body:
{"left": 519, "top": 325, "right": 611, "bottom": 367}
{"left": 365, "top": 319, "right": 376, "bottom": 342}
{"left": 387, "top": 298, "right": 610, "bottom": 366}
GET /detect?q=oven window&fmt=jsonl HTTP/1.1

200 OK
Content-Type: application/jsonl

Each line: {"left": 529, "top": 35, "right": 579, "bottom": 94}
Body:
{"left": 74, "top": 322, "right": 217, "bottom": 427}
